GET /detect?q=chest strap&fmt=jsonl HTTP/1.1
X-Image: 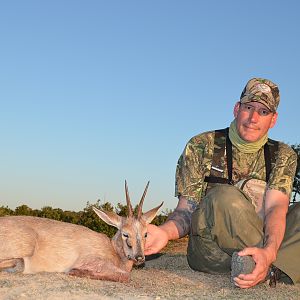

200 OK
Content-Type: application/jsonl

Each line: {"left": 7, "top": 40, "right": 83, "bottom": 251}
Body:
{"left": 204, "top": 128, "right": 277, "bottom": 185}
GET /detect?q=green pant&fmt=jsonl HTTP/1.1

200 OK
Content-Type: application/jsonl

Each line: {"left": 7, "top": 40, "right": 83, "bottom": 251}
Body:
{"left": 187, "top": 185, "right": 300, "bottom": 284}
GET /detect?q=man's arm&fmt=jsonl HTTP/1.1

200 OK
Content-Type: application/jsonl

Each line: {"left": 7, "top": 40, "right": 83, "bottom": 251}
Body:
{"left": 263, "top": 189, "right": 289, "bottom": 261}
{"left": 166, "top": 196, "right": 198, "bottom": 238}
{"left": 145, "top": 196, "right": 197, "bottom": 255}
{"left": 234, "top": 189, "right": 289, "bottom": 288}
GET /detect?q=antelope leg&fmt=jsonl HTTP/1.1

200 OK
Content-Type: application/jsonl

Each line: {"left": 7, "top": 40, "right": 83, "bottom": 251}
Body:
{"left": 0, "top": 258, "right": 24, "bottom": 273}
{"left": 68, "top": 259, "right": 130, "bottom": 282}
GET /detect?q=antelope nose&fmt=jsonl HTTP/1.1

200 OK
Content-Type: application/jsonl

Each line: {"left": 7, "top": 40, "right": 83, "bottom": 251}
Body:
{"left": 135, "top": 255, "right": 145, "bottom": 263}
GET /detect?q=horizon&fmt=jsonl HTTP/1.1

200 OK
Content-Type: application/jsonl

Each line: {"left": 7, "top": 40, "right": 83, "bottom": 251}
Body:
{"left": 1, "top": 1, "right": 299, "bottom": 212}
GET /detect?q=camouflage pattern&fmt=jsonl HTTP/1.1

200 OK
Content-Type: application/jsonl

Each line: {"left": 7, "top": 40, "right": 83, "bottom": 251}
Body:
{"left": 187, "top": 185, "right": 263, "bottom": 274}
{"left": 187, "top": 184, "right": 300, "bottom": 283}
{"left": 175, "top": 131, "right": 215, "bottom": 201}
{"left": 240, "top": 78, "right": 280, "bottom": 112}
{"left": 175, "top": 130, "right": 297, "bottom": 203}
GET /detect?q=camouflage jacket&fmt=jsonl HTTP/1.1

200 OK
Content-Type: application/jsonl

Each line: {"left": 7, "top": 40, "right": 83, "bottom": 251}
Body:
{"left": 175, "top": 129, "right": 297, "bottom": 203}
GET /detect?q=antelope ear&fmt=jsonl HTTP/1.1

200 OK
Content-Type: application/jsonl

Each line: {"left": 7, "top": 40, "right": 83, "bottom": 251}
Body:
{"left": 93, "top": 207, "right": 122, "bottom": 229}
{"left": 141, "top": 202, "right": 163, "bottom": 224}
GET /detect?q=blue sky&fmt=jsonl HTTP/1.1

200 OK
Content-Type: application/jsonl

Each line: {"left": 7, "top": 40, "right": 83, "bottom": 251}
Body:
{"left": 1, "top": 1, "right": 299, "bottom": 212}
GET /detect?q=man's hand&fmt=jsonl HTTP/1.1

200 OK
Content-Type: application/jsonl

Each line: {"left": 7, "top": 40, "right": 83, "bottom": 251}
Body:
{"left": 233, "top": 247, "right": 275, "bottom": 289}
{"left": 144, "top": 196, "right": 196, "bottom": 256}
{"left": 145, "top": 224, "right": 169, "bottom": 255}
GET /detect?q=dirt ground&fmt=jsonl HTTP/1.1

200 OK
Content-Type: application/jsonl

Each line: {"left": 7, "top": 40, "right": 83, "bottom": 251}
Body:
{"left": 1, "top": 238, "right": 300, "bottom": 300}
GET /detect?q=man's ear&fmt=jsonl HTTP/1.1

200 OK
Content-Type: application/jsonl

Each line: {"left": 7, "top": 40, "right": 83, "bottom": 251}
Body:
{"left": 233, "top": 101, "right": 240, "bottom": 118}
{"left": 269, "top": 112, "right": 278, "bottom": 129}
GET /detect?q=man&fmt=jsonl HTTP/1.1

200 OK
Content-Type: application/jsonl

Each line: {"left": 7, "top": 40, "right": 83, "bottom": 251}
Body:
{"left": 145, "top": 78, "right": 299, "bottom": 289}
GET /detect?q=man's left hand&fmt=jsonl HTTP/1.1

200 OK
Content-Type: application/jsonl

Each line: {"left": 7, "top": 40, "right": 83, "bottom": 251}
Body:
{"left": 233, "top": 247, "right": 274, "bottom": 289}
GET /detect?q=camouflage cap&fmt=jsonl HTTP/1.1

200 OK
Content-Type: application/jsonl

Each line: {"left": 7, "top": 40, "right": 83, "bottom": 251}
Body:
{"left": 240, "top": 78, "right": 280, "bottom": 112}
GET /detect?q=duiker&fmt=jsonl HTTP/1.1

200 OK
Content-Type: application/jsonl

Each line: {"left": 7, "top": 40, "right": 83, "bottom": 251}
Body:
{"left": 0, "top": 181, "right": 163, "bottom": 282}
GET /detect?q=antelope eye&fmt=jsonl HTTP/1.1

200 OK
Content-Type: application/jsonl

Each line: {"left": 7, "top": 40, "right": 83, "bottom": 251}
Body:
{"left": 122, "top": 233, "right": 129, "bottom": 238}
{"left": 144, "top": 232, "right": 148, "bottom": 238}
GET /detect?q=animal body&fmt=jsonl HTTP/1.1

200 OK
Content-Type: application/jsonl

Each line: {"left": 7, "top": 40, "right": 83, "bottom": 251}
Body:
{"left": 0, "top": 181, "right": 163, "bottom": 282}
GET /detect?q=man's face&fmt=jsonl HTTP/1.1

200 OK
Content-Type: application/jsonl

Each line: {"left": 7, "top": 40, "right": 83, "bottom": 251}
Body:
{"left": 233, "top": 101, "right": 278, "bottom": 142}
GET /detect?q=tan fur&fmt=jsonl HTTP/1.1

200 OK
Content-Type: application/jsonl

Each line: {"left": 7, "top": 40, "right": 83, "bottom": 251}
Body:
{"left": 0, "top": 182, "right": 163, "bottom": 282}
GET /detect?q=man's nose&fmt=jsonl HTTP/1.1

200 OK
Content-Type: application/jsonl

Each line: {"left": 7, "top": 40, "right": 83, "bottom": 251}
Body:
{"left": 249, "top": 109, "right": 260, "bottom": 122}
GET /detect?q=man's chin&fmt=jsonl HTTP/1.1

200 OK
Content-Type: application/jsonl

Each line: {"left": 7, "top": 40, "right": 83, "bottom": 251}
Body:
{"left": 240, "top": 132, "right": 260, "bottom": 143}
{"left": 240, "top": 128, "right": 261, "bottom": 142}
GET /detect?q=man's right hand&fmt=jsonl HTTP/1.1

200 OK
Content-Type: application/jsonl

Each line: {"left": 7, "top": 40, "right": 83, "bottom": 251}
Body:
{"left": 145, "top": 196, "right": 196, "bottom": 256}
{"left": 145, "top": 223, "right": 170, "bottom": 255}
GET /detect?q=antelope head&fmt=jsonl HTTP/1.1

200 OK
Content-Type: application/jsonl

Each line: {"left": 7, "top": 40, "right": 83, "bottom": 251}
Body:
{"left": 93, "top": 181, "right": 163, "bottom": 265}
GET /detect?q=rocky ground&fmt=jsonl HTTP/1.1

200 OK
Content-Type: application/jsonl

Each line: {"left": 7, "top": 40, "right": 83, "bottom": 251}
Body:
{"left": 1, "top": 238, "right": 299, "bottom": 299}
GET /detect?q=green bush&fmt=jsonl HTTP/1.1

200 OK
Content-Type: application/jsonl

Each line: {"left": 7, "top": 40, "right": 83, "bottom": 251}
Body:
{"left": 0, "top": 200, "right": 170, "bottom": 238}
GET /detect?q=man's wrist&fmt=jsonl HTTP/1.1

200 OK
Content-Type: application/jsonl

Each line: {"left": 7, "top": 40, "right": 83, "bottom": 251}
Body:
{"left": 262, "top": 245, "right": 277, "bottom": 264}
{"left": 159, "top": 220, "right": 181, "bottom": 240}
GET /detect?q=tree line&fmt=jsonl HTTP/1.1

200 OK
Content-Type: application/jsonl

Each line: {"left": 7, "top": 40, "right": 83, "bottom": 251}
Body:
{"left": 0, "top": 200, "right": 169, "bottom": 238}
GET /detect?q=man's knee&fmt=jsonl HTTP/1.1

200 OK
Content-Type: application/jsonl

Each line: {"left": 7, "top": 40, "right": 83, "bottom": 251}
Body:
{"left": 187, "top": 232, "right": 232, "bottom": 274}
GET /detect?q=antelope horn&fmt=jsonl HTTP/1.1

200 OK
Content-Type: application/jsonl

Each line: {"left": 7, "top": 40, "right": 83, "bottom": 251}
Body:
{"left": 125, "top": 180, "right": 134, "bottom": 217}
{"left": 137, "top": 181, "right": 150, "bottom": 219}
